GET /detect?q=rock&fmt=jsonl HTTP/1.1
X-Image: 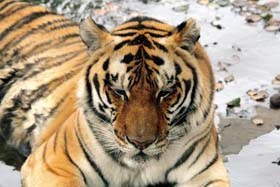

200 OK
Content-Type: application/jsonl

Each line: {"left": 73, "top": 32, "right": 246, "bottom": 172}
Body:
{"left": 264, "top": 1, "right": 279, "bottom": 9}
{"left": 197, "top": 0, "right": 209, "bottom": 5}
{"left": 232, "top": 0, "right": 247, "bottom": 7}
{"left": 215, "top": 81, "right": 224, "bottom": 92}
{"left": 270, "top": 94, "right": 280, "bottom": 109}
{"left": 224, "top": 75, "right": 234, "bottom": 83}
{"left": 172, "top": 4, "right": 189, "bottom": 12}
{"left": 210, "top": 21, "right": 223, "bottom": 30}
{"left": 265, "top": 25, "right": 280, "bottom": 32}
{"left": 272, "top": 80, "right": 280, "bottom": 85}
{"left": 227, "top": 98, "right": 241, "bottom": 108}
{"left": 218, "top": 62, "right": 230, "bottom": 71}
{"left": 247, "top": 89, "right": 258, "bottom": 97}
{"left": 251, "top": 93, "right": 266, "bottom": 101}
{"left": 247, "top": 89, "right": 268, "bottom": 101}
{"left": 216, "top": 0, "right": 230, "bottom": 7}
{"left": 246, "top": 15, "right": 262, "bottom": 23}
{"left": 252, "top": 117, "right": 264, "bottom": 126}
{"left": 276, "top": 74, "right": 280, "bottom": 81}
{"left": 258, "top": 90, "right": 269, "bottom": 98}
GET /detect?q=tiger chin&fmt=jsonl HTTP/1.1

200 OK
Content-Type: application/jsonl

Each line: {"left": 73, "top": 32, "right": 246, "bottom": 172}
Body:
{"left": 0, "top": 1, "right": 229, "bottom": 186}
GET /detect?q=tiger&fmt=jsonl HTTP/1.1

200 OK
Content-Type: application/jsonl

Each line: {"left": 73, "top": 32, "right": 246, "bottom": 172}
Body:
{"left": 0, "top": 0, "right": 230, "bottom": 186}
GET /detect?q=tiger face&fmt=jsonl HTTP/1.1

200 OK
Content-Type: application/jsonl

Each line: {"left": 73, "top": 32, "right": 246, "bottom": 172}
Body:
{"left": 79, "top": 17, "right": 206, "bottom": 167}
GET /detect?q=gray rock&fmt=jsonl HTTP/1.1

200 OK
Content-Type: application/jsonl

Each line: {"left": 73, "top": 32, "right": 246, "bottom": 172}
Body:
{"left": 270, "top": 94, "right": 280, "bottom": 109}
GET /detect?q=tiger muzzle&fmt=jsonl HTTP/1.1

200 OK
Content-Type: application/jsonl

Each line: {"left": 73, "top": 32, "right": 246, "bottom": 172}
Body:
{"left": 114, "top": 89, "right": 168, "bottom": 151}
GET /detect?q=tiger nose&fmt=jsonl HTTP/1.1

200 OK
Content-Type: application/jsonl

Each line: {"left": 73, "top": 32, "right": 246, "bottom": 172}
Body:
{"left": 126, "top": 136, "right": 156, "bottom": 150}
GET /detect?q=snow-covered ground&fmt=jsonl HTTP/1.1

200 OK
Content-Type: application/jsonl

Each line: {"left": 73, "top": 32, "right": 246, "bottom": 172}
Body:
{"left": 1, "top": 0, "right": 280, "bottom": 186}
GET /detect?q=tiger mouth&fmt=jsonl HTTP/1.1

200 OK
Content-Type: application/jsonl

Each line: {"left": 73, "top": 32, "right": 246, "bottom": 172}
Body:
{"left": 131, "top": 151, "right": 150, "bottom": 162}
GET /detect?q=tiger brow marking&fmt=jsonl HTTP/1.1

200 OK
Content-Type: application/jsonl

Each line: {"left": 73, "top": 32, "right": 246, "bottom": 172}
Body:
{"left": 102, "top": 58, "right": 110, "bottom": 71}
{"left": 124, "top": 17, "right": 164, "bottom": 24}
{"left": 114, "top": 39, "right": 130, "bottom": 50}
{"left": 153, "top": 40, "right": 168, "bottom": 52}
{"left": 121, "top": 53, "right": 134, "bottom": 64}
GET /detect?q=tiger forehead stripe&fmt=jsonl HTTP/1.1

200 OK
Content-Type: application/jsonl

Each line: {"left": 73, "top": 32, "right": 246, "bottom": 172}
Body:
{"left": 112, "top": 17, "right": 173, "bottom": 37}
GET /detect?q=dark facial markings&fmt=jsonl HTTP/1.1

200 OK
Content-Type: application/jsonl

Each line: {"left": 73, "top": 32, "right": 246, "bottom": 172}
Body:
{"left": 102, "top": 58, "right": 110, "bottom": 71}
{"left": 121, "top": 53, "right": 134, "bottom": 64}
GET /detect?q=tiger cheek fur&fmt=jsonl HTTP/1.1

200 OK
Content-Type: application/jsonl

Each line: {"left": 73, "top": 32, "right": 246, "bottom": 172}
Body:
{"left": 0, "top": 0, "right": 230, "bottom": 186}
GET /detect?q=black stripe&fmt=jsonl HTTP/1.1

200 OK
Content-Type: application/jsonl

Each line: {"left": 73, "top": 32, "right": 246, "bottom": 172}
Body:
{"left": 203, "top": 179, "right": 225, "bottom": 187}
{"left": 0, "top": 11, "right": 54, "bottom": 41}
{"left": 53, "top": 127, "right": 61, "bottom": 153}
{"left": 26, "top": 124, "right": 36, "bottom": 134}
{"left": 171, "top": 79, "right": 192, "bottom": 123}
{"left": 147, "top": 32, "right": 172, "bottom": 38}
{"left": 85, "top": 65, "right": 110, "bottom": 123}
{"left": 1, "top": 18, "right": 68, "bottom": 52}
{"left": 75, "top": 127, "right": 109, "bottom": 187}
{"left": 188, "top": 135, "right": 210, "bottom": 168}
{"left": 0, "top": 70, "right": 17, "bottom": 102}
{"left": 3, "top": 33, "right": 80, "bottom": 66}
{"left": 0, "top": 0, "right": 15, "bottom": 11}
{"left": 114, "top": 25, "right": 171, "bottom": 34}
{"left": 177, "top": 53, "right": 198, "bottom": 114}
{"left": 49, "top": 21, "right": 77, "bottom": 31}
{"left": 0, "top": 69, "right": 79, "bottom": 138}
{"left": 42, "top": 141, "right": 69, "bottom": 177}
{"left": 165, "top": 143, "right": 196, "bottom": 180}
{"left": 111, "top": 32, "right": 137, "bottom": 37}
{"left": 191, "top": 153, "right": 219, "bottom": 180}
{"left": 121, "top": 53, "right": 134, "bottom": 64}
{"left": 170, "top": 106, "right": 188, "bottom": 126}
{"left": 151, "top": 55, "right": 164, "bottom": 66}
{"left": 124, "top": 16, "right": 164, "bottom": 24}
{"left": 129, "top": 34, "right": 154, "bottom": 49}
{"left": 64, "top": 130, "right": 88, "bottom": 186}
{"left": 146, "top": 182, "right": 177, "bottom": 187}
{"left": 165, "top": 133, "right": 209, "bottom": 180}
{"left": 93, "top": 74, "right": 109, "bottom": 109}
{"left": 176, "top": 21, "right": 187, "bottom": 32}
{"left": 0, "top": 4, "right": 30, "bottom": 22}
{"left": 22, "top": 49, "right": 84, "bottom": 80}
{"left": 114, "top": 39, "right": 130, "bottom": 50}
{"left": 102, "top": 58, "right": 110, "bottom": 71}
{"left": 153, "top": 40, "right": 168, "bottom": 52}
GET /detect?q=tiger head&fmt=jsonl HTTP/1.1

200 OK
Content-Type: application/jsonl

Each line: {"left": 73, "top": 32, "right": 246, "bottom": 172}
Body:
{"left": 78, "top": 16, "right": 213, "bottom": 166}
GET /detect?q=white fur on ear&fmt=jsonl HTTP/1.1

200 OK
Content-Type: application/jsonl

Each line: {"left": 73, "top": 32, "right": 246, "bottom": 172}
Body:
{"left": 175, "top": 18, "right": 200, "bottom": 51}
{"left": 80, "top": 16, "right": 110, "bottom": 53}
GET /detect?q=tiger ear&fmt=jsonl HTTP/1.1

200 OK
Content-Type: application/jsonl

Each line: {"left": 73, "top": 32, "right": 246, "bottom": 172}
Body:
{"left": 173, "top": 18, "right": 200, "bottom": 52}
{"left": 80, "top": 16, "right": 111, "bottom": 53}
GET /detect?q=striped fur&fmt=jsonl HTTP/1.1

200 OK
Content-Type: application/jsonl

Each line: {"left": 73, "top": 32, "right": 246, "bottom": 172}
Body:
{"left": 0, "top": 1, "right": 230, "bottom": 186}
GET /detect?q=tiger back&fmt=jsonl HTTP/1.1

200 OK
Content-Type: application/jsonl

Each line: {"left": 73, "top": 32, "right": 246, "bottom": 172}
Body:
{"left": 0, "top": 0, "right": 88, "bottom": 156}
{"left": 0, "top": 0, "right": 230, "bottom": 186}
